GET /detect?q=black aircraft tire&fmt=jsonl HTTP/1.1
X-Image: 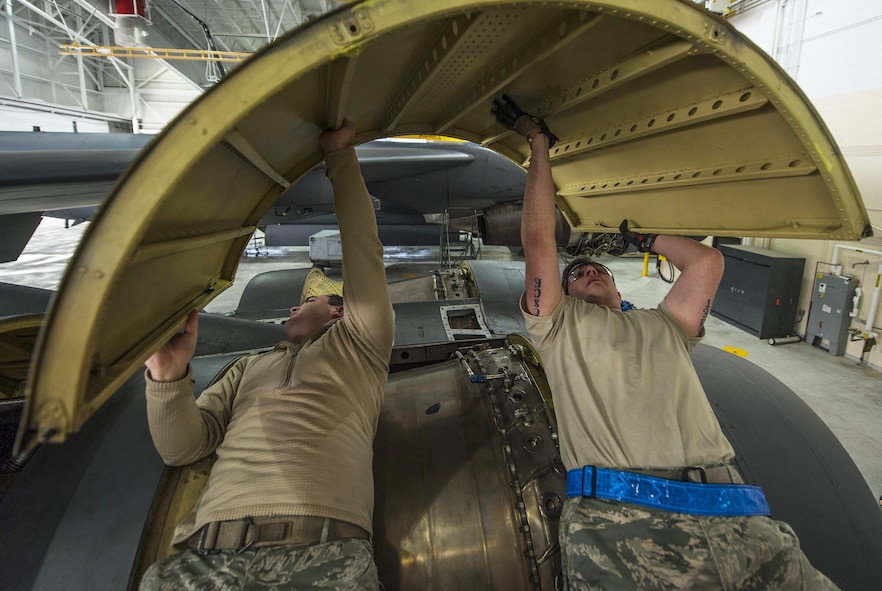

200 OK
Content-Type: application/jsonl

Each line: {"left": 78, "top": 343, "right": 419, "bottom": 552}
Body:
{"left": 692, "top": 344, "right": 882, "bottom": 590}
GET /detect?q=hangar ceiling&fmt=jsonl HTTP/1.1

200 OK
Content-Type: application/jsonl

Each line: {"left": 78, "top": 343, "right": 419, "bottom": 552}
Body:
{"left": 137, "top": 0, "right": 339, "bottom": 55}
{"left": 2, "top": 0, "right": 343, "bottom": 129}
{"left": 11, "top": 0, "right": 339, "bottom": 60}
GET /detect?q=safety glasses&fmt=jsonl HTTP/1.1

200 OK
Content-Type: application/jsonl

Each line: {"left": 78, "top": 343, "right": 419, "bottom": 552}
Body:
{"left": 566, "top": 262, "right": 614, "bottom": 285}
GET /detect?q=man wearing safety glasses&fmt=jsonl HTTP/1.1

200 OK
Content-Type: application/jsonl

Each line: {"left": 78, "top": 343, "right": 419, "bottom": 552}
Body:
{"left": 493, "top": 95, "right": 837, "bottom": 590}
{"left": 561, "top": 260, "right": 617, "bottom": 305}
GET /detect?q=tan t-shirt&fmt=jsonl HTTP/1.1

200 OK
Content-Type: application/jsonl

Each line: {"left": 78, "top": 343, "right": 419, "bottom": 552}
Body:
{"left": 145, "top": 147, "right": 393, "bottom": 542}
{"left": 522, "top": 295, "right": 734, "bottom": 471}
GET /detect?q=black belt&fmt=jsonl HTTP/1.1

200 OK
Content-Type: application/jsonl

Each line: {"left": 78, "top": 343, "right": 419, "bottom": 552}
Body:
{"left": 188, "top": 516, "right": 369, "bottom": 554}
{"left": 629, "top": 464, "right": 744, "bottom": 484}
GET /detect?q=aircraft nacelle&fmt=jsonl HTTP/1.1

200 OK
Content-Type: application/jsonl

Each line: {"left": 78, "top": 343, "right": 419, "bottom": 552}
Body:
{"left": 474, "top": 202, "right": 583, "bottom": 251}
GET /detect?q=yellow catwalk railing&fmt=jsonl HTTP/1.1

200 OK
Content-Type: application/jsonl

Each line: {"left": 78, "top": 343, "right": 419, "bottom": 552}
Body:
{"left": 59, "top": 44, "right": 251, "bottom": 63}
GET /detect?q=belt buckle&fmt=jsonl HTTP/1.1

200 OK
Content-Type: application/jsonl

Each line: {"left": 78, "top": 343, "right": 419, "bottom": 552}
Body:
{"left": 682, "top": 465, "right": 708, "bottom": 483}
{"left": 195, "top": 521, "right": 221, "bottom": 555}
{"left": 235, "top": 516, "right": 257, "bottom": 555}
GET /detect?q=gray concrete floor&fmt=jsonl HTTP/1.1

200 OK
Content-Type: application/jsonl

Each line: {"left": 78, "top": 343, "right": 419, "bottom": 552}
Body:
{"left": 2, "top": 218, "right": 881, "bottom": 503}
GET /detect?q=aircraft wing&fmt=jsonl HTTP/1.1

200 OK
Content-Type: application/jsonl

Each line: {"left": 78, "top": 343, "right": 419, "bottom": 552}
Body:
{"left": 0, "top": 131, "right": 155, "bottom": 213}
{"left": 263, "top": 138, "right": 525, "bottom": 220}
{"left": 17, "top": 0, "right": 873, "bottom": 446}
{"left": 0, "top": 131, "right": 154, "bottom": 262}
{"left": 0, "top": 130, "right": 523, "bottom": 257}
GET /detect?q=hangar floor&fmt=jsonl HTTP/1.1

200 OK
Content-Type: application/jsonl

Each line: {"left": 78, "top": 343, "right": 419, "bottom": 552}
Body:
{"left": 2, "top": 219, "right": 881, "bottom": 506}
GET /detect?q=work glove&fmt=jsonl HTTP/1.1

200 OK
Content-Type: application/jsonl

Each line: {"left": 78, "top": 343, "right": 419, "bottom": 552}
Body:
{"left": 619, "top": 219, "right": 657, "bottom": 253}
{"left": 491, "top": 94, "right": 558, "bottom": 147}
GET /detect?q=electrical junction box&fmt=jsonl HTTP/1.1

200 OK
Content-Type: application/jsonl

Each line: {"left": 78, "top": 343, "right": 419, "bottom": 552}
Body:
{"left": 712, "top": 245, "right": 805, "bottom": 339}
{"left": 308, "top": 230, "right": 342, "bottom": 265}
{"left": 805, "top": 273, "right": 859, "bottom": 356}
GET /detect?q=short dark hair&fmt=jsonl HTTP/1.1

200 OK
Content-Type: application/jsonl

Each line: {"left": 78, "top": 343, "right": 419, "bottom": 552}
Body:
{"left": 326, "top": 294, "right": 344, "bottom": 306}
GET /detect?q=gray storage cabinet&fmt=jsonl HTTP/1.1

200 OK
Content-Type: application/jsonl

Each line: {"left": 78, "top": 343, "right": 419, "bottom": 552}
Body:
{"left": 711, "top": 245, "right": 805, "bottom": 339}
{"left": 805, "top": 273, "right": 859, "bottom": 356}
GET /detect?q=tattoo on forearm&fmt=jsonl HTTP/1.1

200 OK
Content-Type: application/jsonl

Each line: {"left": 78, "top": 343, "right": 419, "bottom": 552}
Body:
{"left": 699, "top": 299, "right": 711, "bottom": 331}
{"left": 532, "top": 278, "right": 542, "bottom": 316}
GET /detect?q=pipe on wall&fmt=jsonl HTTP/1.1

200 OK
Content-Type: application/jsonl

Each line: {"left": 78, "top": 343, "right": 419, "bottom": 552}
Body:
{"left": 831, "top": 244, "right": 882, "bottom": 337}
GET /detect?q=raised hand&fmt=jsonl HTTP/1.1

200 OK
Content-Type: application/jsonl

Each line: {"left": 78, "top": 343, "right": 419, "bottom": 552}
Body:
{"left": 491, "top": 94, "right": 558, "bottom": 147}
{"left": 319, "top": 119, "right": 356, "bottom": 155}
{"left": 619, "top": 219, "right": 658, "bottom": 253}
{"left": 144, "top": 310, "right": 199, "bottom": 382}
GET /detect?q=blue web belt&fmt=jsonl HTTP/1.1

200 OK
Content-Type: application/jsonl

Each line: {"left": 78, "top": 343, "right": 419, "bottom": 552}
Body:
{"left": 566, "top": 466, "right": 771, "bottom": 517}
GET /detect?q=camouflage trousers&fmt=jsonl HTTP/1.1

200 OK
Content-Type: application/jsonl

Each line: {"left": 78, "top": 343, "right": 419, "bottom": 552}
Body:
{"left": 559, "top": 497, "right": 840, "bottom": 590}
{"left": 139, "top": 538, "right": 379, "bottom": 591}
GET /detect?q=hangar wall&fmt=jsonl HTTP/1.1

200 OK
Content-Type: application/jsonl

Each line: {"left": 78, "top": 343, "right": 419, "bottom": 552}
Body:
{"left": 731, "top": 0, "right": 882, "bottom": 370}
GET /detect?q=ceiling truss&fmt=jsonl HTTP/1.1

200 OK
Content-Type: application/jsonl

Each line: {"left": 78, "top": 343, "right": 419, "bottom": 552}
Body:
{"left": 1, "top": 0, "right": 341, "bottom": 129}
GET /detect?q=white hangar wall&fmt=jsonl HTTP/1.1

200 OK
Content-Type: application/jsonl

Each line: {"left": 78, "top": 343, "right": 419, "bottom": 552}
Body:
{"left": 731, "top": 0, "right": 882, "bottom": 369}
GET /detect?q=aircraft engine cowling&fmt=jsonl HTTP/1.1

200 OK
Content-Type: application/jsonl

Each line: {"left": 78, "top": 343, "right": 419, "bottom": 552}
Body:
{"left": 374, "top": 342, "right": 565, "bottom": 590}
{"left": 479, "top": 203, "right": 582, "bottom": 250}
